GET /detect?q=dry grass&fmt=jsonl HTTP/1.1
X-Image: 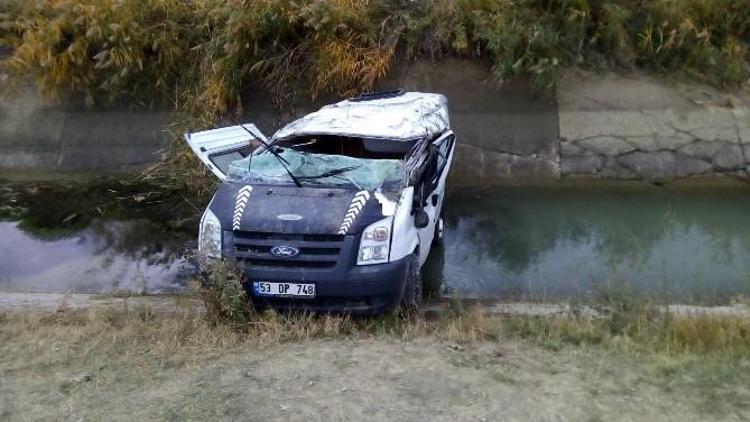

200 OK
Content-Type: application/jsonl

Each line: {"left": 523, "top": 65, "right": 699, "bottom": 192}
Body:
{"left": 1, "top": 0, "right": 395, "bottom": 117}
{"left": 2, "top": 299, "right": 747, "bottom": 369}
{"left": 3, "top": 0, "right": 748, "bottom": 194}
{"left": 3, "top": 305, "right": 749, "bottom": 420}
{"left": 186, "top": 261, "right": 750, "bottom": 358}
{"left": 1, "top": 299, "right": 749, "bottom": 418}
{"left": 504, "top": 312, "right": 750, "bottom": 359}
{"left": 3, "top": 0, "right": 748, "bottom": 113}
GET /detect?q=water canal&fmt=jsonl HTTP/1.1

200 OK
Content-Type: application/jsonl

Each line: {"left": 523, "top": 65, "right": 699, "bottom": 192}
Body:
{"left": 2, "top": 180, "right": 749, "bottom": 304}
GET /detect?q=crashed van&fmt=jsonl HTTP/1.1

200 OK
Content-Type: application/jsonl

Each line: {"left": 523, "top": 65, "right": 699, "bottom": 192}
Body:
{"left": 186, "top": 90, "right": 455, "bottom": 313}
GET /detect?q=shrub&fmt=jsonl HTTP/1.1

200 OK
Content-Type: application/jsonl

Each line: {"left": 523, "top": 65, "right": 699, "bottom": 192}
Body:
{"left": 2, "top": 0, "right": 197, "bottom": 105}
{"left": 0, "top": 1, "right": 22, "bottom": 45}
{"left": 195, "top": 259, "right": 254, "bottom": 326}
{"left": 3, "top": 0, "right": 748, "bottom": 116}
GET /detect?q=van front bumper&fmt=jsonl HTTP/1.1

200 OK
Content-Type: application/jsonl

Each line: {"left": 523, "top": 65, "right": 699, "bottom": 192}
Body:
{"left": 243, "top": 257, "right": 410, "bottom": 314}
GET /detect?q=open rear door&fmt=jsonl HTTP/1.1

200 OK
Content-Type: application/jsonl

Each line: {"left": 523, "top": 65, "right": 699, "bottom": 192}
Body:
{"left": 184, "top": 123, "right": 267, "bottom": 180}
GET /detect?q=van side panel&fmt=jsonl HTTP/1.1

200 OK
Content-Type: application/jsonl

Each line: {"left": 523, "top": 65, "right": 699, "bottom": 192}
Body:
{"left": 389, "top": 187, "right": 420, "bottom": 262}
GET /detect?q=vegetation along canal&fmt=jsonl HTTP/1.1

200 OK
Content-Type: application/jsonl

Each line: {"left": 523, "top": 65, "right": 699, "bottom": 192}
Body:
{"left": 2, "top": 179, "right": 749, "bottom": 304}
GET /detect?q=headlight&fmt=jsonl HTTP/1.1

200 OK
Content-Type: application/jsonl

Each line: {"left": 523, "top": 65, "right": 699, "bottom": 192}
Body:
{"left": 198, "top": 208, "right": 222, "bottom": 258}
{"left": 357, "top": 216, "right": 392, "bottom": 265}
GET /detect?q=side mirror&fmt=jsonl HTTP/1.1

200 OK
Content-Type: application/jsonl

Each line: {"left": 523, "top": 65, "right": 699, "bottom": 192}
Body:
{"left": 414, "top": 210, "right": 429, "bottom": 229}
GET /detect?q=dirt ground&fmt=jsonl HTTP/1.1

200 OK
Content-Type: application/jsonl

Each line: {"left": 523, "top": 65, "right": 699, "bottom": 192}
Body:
{"left": 2, "top": 333, "right": 748, "bottom": 421}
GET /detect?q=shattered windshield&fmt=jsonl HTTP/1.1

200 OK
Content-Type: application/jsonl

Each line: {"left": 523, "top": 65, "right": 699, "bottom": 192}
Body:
{"left": 226, "top": 148, "right": 406, "bottom": 191}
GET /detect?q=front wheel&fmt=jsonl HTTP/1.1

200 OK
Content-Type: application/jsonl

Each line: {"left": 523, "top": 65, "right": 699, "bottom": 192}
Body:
{"left": 401, "top": 253, "right": 422, "bottom": 312}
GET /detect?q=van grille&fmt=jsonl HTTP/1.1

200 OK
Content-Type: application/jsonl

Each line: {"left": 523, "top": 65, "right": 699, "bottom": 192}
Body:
{"left": 233, "top": 231, "right": 344, "bottom": 269}
{"left": 234, "top": 232, "right": 344, "bottom": 242}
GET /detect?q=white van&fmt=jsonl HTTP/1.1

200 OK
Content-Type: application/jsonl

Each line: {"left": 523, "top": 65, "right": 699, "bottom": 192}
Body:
{"left": 187, "top": 90, "right": 455, "bottom": 313}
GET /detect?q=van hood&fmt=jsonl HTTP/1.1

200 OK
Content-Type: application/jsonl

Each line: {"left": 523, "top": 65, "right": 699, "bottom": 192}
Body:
{"left": 209, "top": 182, "right": 397, "bottom": 235}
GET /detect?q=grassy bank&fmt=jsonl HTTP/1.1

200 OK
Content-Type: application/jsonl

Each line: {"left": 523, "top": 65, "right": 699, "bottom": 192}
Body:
{"left": 1, "top": 303, "right": 749, "bottom": 419}
{"left": 194, "top": 261, "right": 750, "bottom": 358}
{"left": 5, "top": 290, "right": 746, "bottom": 360}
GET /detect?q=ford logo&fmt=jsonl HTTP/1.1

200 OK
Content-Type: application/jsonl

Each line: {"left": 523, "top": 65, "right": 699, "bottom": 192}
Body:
{"left": 270, "top": 245, "right": 300, "bottom": 258}
{"left": 277, "top": 213, "right": 303, "bottom": 221}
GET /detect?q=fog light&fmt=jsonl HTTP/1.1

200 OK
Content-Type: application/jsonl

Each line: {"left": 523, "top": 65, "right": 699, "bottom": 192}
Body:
{"left": 359, "top": 245, "right": 389, "bottom": 262}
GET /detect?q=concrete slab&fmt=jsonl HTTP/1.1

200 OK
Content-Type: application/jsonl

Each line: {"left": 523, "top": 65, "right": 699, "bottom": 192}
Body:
{"left": 558, "top": 70, "right": 750, "bottom": 179}
{"left": 0, "top": 86, "right": 172, "bottom": 171}
{"left": 557, "top": 71, "right": 696, "bottom": 111}
{"left": 57, "top": 111, "right": 170, "bottom": 170}
{"left": 0, "top": 93, "right": 67, "bottom": 169}
{"left": 678, "top": 140, "right": 744, "bottom": 170}
{"left": 449, "top": 143, "right": 560, "bottom": 186}
{"left": 575, "top": 136, "right": 636, "bottom": 156}
{"left": 617, "top": 151, "right": 713, "bottom": 179}
{"left": 2, "top": 62, "right": 748, "bottom": 183}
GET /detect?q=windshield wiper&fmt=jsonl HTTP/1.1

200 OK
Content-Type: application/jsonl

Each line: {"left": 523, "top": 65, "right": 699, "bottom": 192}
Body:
{"left": 297, "top": 166, "right": 358, "bottom": 181}
{"left": 288, "top": 140, "right": 316, "bottom": 151}
{"left": 240, "top": 125, "right": 302, "bottom": 188}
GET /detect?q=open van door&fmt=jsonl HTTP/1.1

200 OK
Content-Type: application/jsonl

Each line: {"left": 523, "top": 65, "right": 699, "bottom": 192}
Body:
{"left": 185, "top": 123, "right": 267, "bottom": 180}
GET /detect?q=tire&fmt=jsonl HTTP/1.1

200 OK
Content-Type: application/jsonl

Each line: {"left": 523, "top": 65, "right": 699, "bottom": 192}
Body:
{"left": 401, "top": 252, "right": 422, "bottom": 313}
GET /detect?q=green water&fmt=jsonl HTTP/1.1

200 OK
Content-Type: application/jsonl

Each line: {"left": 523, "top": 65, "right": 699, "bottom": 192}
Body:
{"left": 424, "top": 186, "right": 750, "bottom": 303}
{"left": 2, "top": 180, "right": 749, "bottom": 303}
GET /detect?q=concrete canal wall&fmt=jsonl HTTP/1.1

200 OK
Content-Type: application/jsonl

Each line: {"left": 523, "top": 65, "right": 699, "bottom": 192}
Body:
{"left": 1, "top": 58, "right": 748, "bottom": 183}
{"left": 558, "top": 71, "right": 750, "bottom": 181}
{"left": 0, "top": 90, "right": 171, "bottom": 172}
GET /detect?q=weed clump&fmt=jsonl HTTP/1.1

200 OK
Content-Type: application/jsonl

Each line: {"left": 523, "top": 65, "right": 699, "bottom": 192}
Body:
{"left": 195, "top": 259, "right": 254, "bottom": 326}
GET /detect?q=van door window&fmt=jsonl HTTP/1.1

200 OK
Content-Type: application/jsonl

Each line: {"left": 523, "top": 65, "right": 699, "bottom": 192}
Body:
{"left": 184, "top": 124, "right": 267, "bottom": 180}
{"left": 432, "top": 133, "right": 454, "bottom": 185}
{"left": 422, "top": 133, "right": 454, "bottom": 195}
{"left": 209, "top": 146, "right": 256, "bottom": 175}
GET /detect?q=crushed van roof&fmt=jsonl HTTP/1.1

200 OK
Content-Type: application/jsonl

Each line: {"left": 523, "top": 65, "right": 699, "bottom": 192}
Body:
{"left": 272, "top": 92, "right": 449, "bottom": 142}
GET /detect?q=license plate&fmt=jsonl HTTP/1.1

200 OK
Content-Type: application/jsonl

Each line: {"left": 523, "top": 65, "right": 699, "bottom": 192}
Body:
{"left": 252, "top": 281, "right": 315, "bottom": 298}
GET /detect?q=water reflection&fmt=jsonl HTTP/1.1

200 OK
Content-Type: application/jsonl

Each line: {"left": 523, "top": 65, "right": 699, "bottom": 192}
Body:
{"left": 426, "top": 186, "right": 750, "bottom": 303}
{"left": 2, "top": 180, "right": 749, "bottom": 302}
{"left": 0, "top": 219, "right": 192, "bottom": 294}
